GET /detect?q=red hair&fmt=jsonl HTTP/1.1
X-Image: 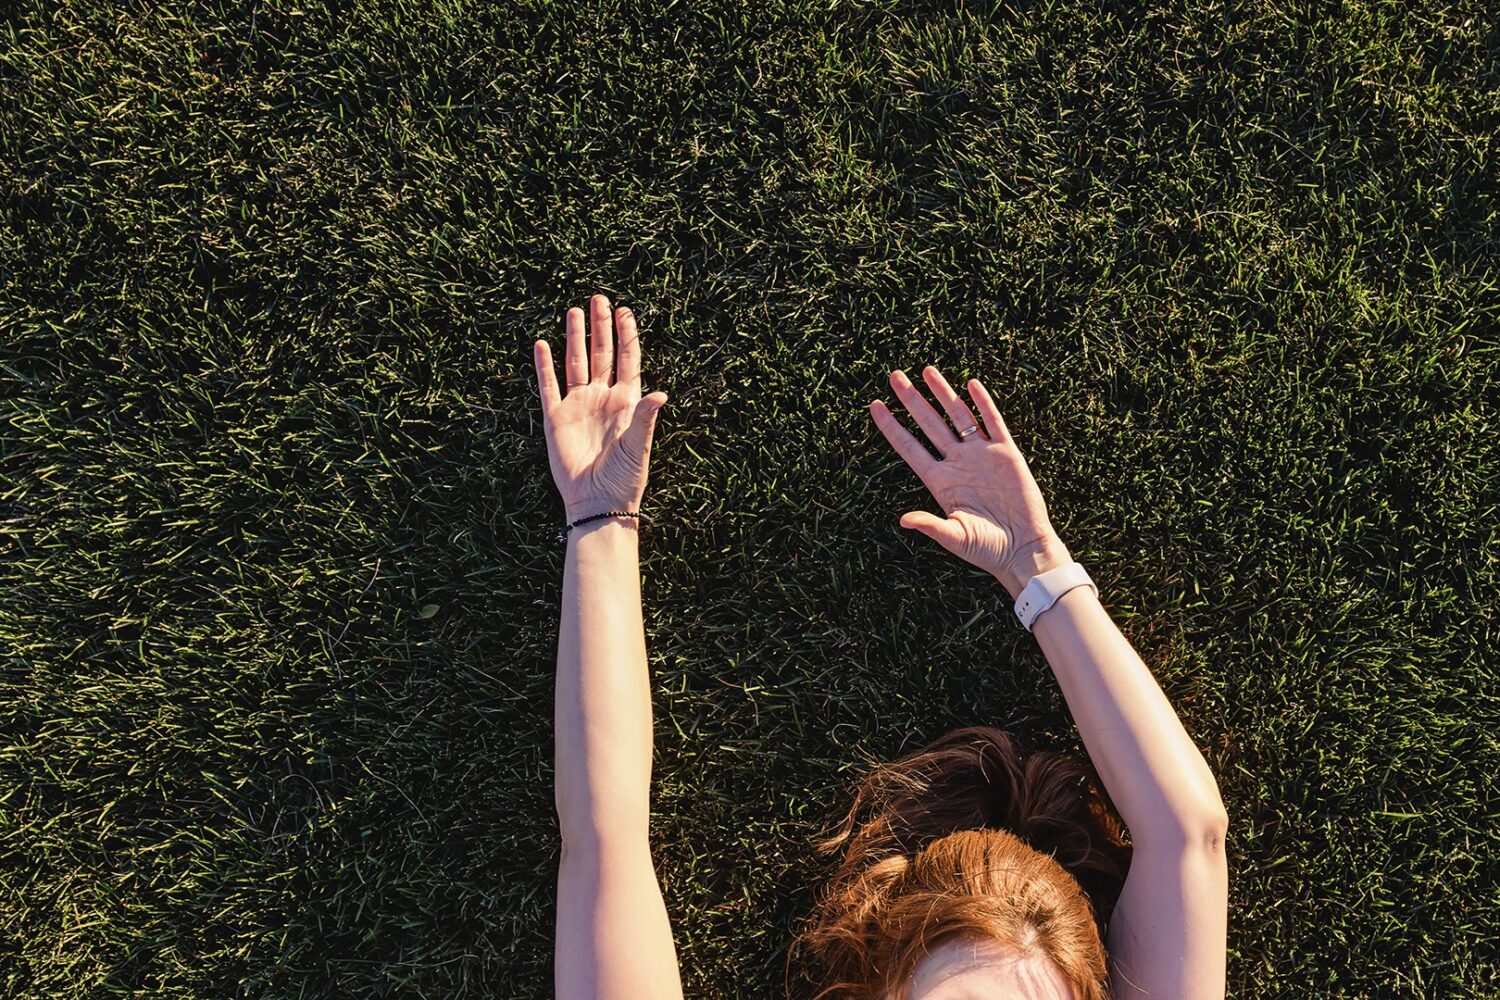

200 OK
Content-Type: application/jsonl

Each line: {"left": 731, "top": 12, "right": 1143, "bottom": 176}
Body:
{"left": 791, "top": 727, "right": 1132, "bottom": 999}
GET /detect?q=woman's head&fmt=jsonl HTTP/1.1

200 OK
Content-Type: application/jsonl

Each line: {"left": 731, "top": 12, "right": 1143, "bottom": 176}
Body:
{"left": 793, "top": 727, "right": 1132, "bottom": 1000}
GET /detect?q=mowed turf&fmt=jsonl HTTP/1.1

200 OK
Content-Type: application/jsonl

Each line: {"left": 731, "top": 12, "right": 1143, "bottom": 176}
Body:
{"left": 2, "top": 1, "right": 1497, "bottom": 996}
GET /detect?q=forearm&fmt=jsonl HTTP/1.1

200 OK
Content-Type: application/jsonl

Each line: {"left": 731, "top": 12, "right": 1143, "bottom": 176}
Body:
{"left": 1028, "top": 584, "right": 1227, "bottom": 843}
{"left": 554, "top": 517, "right": 654, "bottom": 848}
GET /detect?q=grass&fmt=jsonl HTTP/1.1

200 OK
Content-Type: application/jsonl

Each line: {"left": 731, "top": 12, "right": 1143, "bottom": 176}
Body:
{"left": 2, "top": 0, "right": 1497, "bottom": 996}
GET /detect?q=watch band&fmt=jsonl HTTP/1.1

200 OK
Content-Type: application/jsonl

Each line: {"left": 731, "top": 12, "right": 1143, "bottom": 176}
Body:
{"left": 1014, "top": 561, "right": 1097, "bottom": 631}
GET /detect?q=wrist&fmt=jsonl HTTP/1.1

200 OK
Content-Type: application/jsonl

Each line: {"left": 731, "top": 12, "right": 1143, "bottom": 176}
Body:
{"left": 563, "top": 497, "right": 641, "bottom": 524}
{"left": 996, "top": 536, "right": 1073, "bottom": 600}
{"left": 1028, "top": 582, "right": 1100, "bottom": 637}
{"left": 564, "top": 513, "right": 640, "bottom": 546}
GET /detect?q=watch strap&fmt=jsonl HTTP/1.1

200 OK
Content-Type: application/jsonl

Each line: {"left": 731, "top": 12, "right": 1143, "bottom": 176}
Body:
{"left": 1014, "top": 561, "right": 1096, "bottom": 631}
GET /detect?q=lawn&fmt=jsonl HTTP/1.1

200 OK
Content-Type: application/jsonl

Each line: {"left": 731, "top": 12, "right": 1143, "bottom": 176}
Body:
{"left": 2, "top": 1, "right": 1496, "bottom": 996}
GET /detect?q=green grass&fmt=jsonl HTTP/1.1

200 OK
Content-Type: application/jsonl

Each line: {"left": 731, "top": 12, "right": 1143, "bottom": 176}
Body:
{"left": 2, "top": 0, "right": 1497, "bottom": 996}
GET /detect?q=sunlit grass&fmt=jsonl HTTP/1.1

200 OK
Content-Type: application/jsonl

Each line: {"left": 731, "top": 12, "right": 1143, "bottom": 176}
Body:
{"left": 1, "top": 1, "right": 1496, "bottom": 996}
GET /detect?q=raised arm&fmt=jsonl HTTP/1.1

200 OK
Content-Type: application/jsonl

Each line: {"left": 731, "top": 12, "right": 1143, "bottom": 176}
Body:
{"left": 870, "top": 365, "right": 1228, "bottom": 1000}
{"left": 535, "top": 294, "right": 682, "bottom": 1000}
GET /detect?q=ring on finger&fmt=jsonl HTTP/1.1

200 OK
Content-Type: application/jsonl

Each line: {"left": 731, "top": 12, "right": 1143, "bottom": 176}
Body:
{"left": 957, "top": 423, "right": 981, "bottom": 440}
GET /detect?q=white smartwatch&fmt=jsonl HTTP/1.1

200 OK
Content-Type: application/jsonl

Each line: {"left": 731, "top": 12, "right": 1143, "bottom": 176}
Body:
{"left": 1014, "top": 561, "right": 1097, "bottom": 631}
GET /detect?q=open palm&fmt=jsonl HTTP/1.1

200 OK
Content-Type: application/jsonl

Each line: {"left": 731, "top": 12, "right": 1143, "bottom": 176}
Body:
{"left": 870, "top": 366, "right": 1071, "bottom": 597}
{"left": 534, "top": 294, "right": 667, "bottom": 524}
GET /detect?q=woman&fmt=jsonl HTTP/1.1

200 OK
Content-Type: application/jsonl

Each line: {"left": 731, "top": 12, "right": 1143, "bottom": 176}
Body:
{"left": 534, "top": 294, "right": 1229, "bottom": 999}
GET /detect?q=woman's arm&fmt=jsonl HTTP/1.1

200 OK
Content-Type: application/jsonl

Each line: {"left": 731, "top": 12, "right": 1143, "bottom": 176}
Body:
{"left": 870, "top": 364, "right": 1227, "bottom": 999}
{"left": 535, "top": 294, "right": 682, "bottom": 1000}
{"left": 1027, "top": 586, "right": 1228, "bottom": 999}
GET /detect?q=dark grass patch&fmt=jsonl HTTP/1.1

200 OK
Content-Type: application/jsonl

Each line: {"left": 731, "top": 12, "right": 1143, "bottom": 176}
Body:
{"left": 2, "top": 1, "right": 1497, "bottom": 996}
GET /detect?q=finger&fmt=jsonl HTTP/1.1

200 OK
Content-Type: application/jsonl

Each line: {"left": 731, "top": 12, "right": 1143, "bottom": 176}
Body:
{"left": 534, "top": 339, "right": 561, "bottom": 413}
{"left": 623, "top": 392, "right": 668, "bottom": 459}
{"left": 564, "top": 306, "right": 588, "bottom": 390}
{"left": 589, "top": 293, "right": 614, "bottom": 385}
{"left": 870, "top": 399, "right": 939, "bottom": 479}
{"left": 615, "top": 305, "right": 640, "bottom": 387}
{"left": 966, "top": 378, "right": 1013, "bottom": 445}
{"left": 898, "top": 509, "right": 966, "bottom": 548}
{"left": 921, "top": 365, "right": 983, "bottom": 441}
{"left": 890, "top": 369, "right": 958, "bottom": 456}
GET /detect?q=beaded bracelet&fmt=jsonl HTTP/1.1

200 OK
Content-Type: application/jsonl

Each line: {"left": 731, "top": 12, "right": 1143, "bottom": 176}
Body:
{"left": 558, "top": 510, "right": 640, "bottom": 542}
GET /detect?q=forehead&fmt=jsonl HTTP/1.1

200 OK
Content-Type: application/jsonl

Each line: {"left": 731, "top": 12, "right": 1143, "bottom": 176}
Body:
{"left": 902, "top": 935, "right": 1076, "bottom": 1000}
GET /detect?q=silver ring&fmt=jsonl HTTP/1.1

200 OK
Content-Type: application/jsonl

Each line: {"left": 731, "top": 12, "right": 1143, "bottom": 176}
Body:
{"left": 566, "top": 380, "right": 587, "bottom": 388}
{"left": 958, "top": 423, "right": 980, "bottom": 439}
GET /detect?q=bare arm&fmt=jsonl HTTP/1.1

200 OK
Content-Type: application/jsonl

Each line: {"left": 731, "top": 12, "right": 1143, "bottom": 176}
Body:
{"left": 870, "top": 364, "right": 1228, "bottom": 999}
{"left": 1028, "top": 587, "right": 1228, "bottom": 999}
{"left": 536, "top": 294, "right": 682, "bottom": 1000}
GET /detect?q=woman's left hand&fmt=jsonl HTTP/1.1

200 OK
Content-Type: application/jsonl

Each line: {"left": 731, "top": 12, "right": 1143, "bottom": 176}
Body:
{"left": 534, "top": 294, "right": 669, "bottom": 523}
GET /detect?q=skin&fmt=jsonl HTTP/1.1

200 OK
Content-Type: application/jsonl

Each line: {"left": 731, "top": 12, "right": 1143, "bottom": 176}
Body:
{"left": 537, "top": 296, "right": 679, "bottom": 1000}
{"left": 903, "top": 936, "right": 1075, "bottom": 1000}
{"left": 536, "top": 293, "right": 1229, "bottom": 1000}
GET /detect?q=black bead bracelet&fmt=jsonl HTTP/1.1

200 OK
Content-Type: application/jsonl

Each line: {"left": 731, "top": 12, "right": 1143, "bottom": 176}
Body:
{"left": 558, "top": 510, "right": 640, "bottom": 542}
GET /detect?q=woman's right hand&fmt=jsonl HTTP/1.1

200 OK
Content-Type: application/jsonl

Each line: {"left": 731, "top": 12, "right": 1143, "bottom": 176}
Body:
{"left": 870, "top": 366, "right": 1073, "bottom": 600}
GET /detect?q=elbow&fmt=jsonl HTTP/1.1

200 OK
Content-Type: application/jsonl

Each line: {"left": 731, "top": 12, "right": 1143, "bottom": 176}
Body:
{"left": 1184, "top": 796, "right": 1230, "bottom": 853}
{"left": 557, "top": 825, "right": 609, "bottom": 872}
{"left": 555, "top": 800, "right": 653, "bottom": 861}
{"left": 1198, "top": 803, "right": 1229, "bottom": 853}
{"left": 1179, "top": 768, "right": 1230, "bottom": 852}
{"left": 1146, "top": 798, "right": 1229, "bottom": 854}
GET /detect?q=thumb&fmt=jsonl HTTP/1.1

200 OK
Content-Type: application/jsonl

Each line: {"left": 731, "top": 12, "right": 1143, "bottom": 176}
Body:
{"left": 898, "top": 509, "right": 966, "bottom": 549}
{"left": 624, "top": 392, "right": 668, "bottom": 457}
